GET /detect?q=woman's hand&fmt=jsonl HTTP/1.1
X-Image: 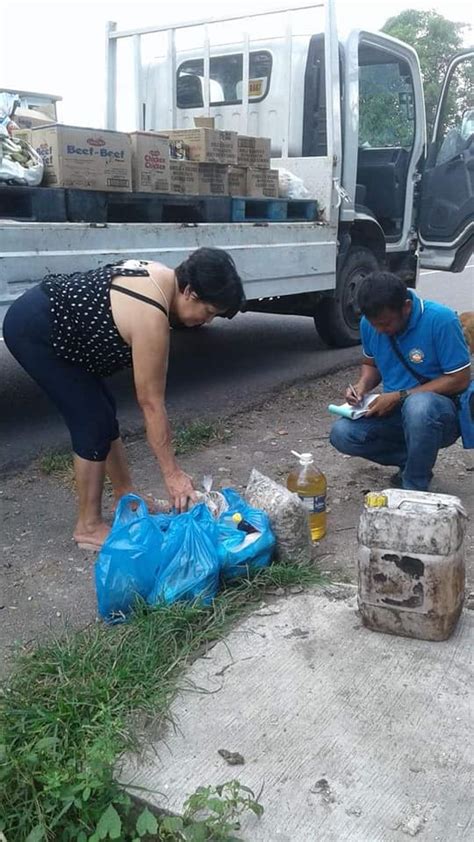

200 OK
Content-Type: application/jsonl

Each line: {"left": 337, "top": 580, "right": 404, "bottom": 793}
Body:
{"left": 164, "top": 469, "right": 197, "bottom": 513}
{"left": 365, "top": 392, "right": 401, "bottom": 417}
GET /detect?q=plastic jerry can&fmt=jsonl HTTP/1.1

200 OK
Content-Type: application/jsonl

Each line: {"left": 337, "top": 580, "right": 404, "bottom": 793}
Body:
{"left": 358, "top": 489, "right": 467, "bottom": 641}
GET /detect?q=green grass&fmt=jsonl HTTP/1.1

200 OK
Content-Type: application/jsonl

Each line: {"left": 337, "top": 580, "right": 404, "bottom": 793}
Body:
{"left": 39, "top": 450, "right": 74, "bottom": 479}
{"left": 173, "top": 421, "right": 231, "bottom": 456}
{"left": 0, "top": 563, "right": 322, "bottom": 841}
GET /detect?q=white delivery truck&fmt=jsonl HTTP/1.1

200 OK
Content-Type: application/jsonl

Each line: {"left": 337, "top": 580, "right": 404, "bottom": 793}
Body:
{"left": 1, "top": 0, "right": 472, "bottom": 346}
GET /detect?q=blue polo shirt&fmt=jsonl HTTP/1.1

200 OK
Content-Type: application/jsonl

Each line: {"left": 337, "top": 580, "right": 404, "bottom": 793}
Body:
{"left": 360, "top": 291, "right": 471, "bottom": 392}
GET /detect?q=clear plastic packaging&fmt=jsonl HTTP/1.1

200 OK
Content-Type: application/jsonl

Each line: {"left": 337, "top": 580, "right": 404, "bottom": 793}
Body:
{"left": 277, "top": 167, "right": 310, "bottom": 199}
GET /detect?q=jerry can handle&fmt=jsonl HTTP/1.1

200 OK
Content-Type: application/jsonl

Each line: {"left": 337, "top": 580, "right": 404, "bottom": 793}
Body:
{"left": 395, "top": 499, "right": 468, "bottom": 518}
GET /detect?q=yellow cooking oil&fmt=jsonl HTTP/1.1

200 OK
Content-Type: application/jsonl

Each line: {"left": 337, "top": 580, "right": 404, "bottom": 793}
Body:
{"left": 287, "top": 450, "right": 327, "bottom": 541}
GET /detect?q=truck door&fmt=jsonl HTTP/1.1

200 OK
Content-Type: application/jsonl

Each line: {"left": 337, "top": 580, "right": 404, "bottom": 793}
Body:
{"left": 418, "top": 50, "right": 474, "bottom": 271}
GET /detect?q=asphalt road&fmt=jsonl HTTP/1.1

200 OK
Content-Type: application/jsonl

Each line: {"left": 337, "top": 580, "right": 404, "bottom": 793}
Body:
{"left": 0, "top": 265, "right": 472, "bottom": 472}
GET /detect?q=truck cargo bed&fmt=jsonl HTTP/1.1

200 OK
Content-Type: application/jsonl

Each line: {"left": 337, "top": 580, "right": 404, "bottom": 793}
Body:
{"left": 0, "top": 219, "right": 336, "bottom": 330}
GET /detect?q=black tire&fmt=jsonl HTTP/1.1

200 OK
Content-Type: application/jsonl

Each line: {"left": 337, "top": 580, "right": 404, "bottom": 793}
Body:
{"left": 314, "top": 246, "right": 379, "bottom": 347}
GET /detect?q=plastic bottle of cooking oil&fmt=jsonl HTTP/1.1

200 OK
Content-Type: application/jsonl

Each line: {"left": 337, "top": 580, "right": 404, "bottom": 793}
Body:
{"left": 287, "top": 450, "right": 327, "bottom": 541}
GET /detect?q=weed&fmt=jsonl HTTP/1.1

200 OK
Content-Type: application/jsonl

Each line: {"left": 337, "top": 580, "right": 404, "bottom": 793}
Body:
{"left": 173, "top": 422, "right": 231, "bottom": 456}
{"left": 0, "top": 564, "right": 321, "bottom": 841}
{"left": 39, "top": 450, "right": 74, "bottom": 480}
{"left": 179, "top": 779, "right": 264, "bottom": 839}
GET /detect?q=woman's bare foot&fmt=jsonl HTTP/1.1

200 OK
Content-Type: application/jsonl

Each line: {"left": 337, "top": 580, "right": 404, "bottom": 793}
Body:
{"left": 73, "top": 521, "right": 110, "bottom": 551}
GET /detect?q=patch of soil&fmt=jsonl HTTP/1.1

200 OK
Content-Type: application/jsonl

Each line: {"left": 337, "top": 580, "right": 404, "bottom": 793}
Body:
{"left": 1, "top": 367, "right": 472, "bottom": 677}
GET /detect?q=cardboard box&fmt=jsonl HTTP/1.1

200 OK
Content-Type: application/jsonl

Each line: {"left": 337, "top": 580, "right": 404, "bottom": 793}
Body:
{"left": 32, "top": 124, "right": 132, "bottom": 191}
{"left": 246, "top": 167, "right": 279, "bottom": 198}
{"left": 228, "top": 166, "right": 247, "bottom": 196}
{"left": 198, "top": 163, "right": 228, "bottom": 195}
{"left": 169, "top": 161, "right": 228, "bottom": 195}
{"left": 165, "top": 128, "right": 237, "bottom": 165}
{"left": 14, "top": 107, "right": 56, "bottom": 129}
{"left": 129, "top": 132, "right": 170, "bottom": 193}
{"left": 237, "top": 135, "right": 271, "bottom": 168}
{"left": 194, "top": 117, "right": 215, "bottom": 129}
{"left": 169, "top": 160, "right": 200, "bottom": 194}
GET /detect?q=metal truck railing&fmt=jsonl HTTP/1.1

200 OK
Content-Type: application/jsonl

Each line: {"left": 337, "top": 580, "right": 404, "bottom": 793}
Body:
{"left": 104, "top": 1, "right": 339, "bottom": 162}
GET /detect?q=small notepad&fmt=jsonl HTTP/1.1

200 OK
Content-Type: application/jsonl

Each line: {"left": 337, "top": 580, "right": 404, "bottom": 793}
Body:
{"left": 328, "top": 393, "right": 379, "bottom": 420}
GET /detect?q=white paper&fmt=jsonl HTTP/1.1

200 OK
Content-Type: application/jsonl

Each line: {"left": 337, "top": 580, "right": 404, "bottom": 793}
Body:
{"left": 328, "top": 393, "right": 379, "bottom": 420}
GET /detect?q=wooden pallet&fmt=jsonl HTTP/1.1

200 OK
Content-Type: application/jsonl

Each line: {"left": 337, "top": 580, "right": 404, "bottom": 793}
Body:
{"left": 66, "top": 190, "right": 233, "bottom": 224}
{"left": 231, "top": 197, "right": 319, "bottom": 222}
{"left": 0, "top": 185, "right": 319, "bottom": 225}
{"left": 0, "top": 185, "right": 233, "bottom": 224}
{"left": 0, "top": 184, "right": 68, "bottom": 222}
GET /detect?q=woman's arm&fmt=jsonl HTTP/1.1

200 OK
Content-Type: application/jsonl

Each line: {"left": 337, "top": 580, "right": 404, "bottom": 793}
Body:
{"left": 130, "top": 316, "right": 196, "bottom": 511}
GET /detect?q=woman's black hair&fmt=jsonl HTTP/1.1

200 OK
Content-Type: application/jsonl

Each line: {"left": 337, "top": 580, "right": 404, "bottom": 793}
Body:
{"left": 175, "top": 248, "right": 246, "bottom": 319}
{"left": 358, "top": 271, "right": 408, "bottom": 318}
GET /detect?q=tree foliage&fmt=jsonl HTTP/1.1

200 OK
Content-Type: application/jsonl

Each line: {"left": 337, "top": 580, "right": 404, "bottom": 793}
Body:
{"left": 358, "top": 62, "right": 415, "bottom": 148}
{"left": 382, "top": 9, "right": 469, "bottom": 132}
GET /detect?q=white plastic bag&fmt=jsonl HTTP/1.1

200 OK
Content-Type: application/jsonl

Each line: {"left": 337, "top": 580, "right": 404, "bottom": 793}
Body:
{"left": 194, "top": 474, "right": 229, "bottom": 518}
{"left": 277, "top": 167, "right": 310, "bottom": 200}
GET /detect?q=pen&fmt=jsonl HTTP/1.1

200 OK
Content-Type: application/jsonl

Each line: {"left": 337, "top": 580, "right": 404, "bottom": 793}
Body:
{"left": 348, "top": 383, "right": 360, "bottom": 403}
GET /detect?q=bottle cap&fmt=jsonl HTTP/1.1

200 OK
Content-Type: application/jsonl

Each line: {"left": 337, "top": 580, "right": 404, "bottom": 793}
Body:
{"left": 291, "top": 449, "right": 314, "bottom": 465}
{"left": 365, "top": 492, "right": 388, "bottom": 508}
{"left": 232, "top": 512, "right": 243, "bottom": 524}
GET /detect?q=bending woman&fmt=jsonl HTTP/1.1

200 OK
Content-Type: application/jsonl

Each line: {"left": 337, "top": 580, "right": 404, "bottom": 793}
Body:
{"left": 4, "top": 247, "right": 245, "bottom": 550}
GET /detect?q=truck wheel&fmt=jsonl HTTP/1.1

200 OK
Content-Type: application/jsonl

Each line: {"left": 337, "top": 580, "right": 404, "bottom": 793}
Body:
{"left": 314, "top": 247, "right": 379, "bottom": 347}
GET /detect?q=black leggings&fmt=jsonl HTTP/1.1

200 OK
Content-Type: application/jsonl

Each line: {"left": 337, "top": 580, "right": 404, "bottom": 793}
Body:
{"left": 3, "top": 285, "right": 120, "bottom": 461}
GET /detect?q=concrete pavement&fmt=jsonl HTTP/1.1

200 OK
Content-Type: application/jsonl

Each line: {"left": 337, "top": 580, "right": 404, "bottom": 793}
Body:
{"left": 119, "top": 590, "right": 473, "bottom": 841}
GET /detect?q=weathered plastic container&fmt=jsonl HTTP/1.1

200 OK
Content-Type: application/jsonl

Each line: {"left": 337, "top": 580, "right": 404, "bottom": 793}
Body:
{"left": 358, "top": 489, "right": 467, "bottom": 641}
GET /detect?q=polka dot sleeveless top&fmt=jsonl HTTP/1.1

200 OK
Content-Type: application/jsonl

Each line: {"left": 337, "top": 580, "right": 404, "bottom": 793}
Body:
{"left": 41, "top": 261, "right": 156, "bottom": 377}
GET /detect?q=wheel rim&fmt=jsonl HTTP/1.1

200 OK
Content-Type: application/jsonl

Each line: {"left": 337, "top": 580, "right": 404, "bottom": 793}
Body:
{"left": 341, "top": 266, "right": 369, "bottom": 331}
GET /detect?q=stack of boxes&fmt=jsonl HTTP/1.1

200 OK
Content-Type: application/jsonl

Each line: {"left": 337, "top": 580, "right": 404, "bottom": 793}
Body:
{"left": 165, "top": 127, "right": 279, "bottom": 198}
{"left": 231, "top": 135, "right": 278, "bottom": 197}
{"left": 29, "top": 122, "right": 280, "bottom": 199}
{"left": 166, "top": 127, "right": 237, "bottom": 195}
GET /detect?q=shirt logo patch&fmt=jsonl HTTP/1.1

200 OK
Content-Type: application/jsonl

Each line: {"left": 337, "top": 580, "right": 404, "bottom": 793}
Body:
{"left": 409, "top": 348, "right": 424, "bottom": 364}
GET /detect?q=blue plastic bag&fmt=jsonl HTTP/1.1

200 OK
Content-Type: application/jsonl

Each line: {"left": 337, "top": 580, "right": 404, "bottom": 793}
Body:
{"left": 217, "top": 488, "right": 275, "bottom": 580}
{"left": 458, "top": 381, "right": 474, "bottom": 449}
{"left": 148, "top": 503, "right": 220, "bottom": 606}
{"left": 95, "top": 494, "right": 164, "bottom": 621}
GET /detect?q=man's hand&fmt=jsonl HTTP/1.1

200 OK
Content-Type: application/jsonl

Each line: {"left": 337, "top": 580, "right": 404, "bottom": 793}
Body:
{"left": 345, "top": 384, "right": 364, "bottom": 406}
{"left": 164, "top": 469, "right": 198, "bottom": 513}
{"left": 365, "top": 392, "right": 401, "bottom": 417}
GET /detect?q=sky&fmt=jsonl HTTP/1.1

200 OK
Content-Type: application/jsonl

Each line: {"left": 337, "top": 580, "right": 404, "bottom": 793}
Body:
{"left": 1, "top": 0, "right": 472, "bottom": 128}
